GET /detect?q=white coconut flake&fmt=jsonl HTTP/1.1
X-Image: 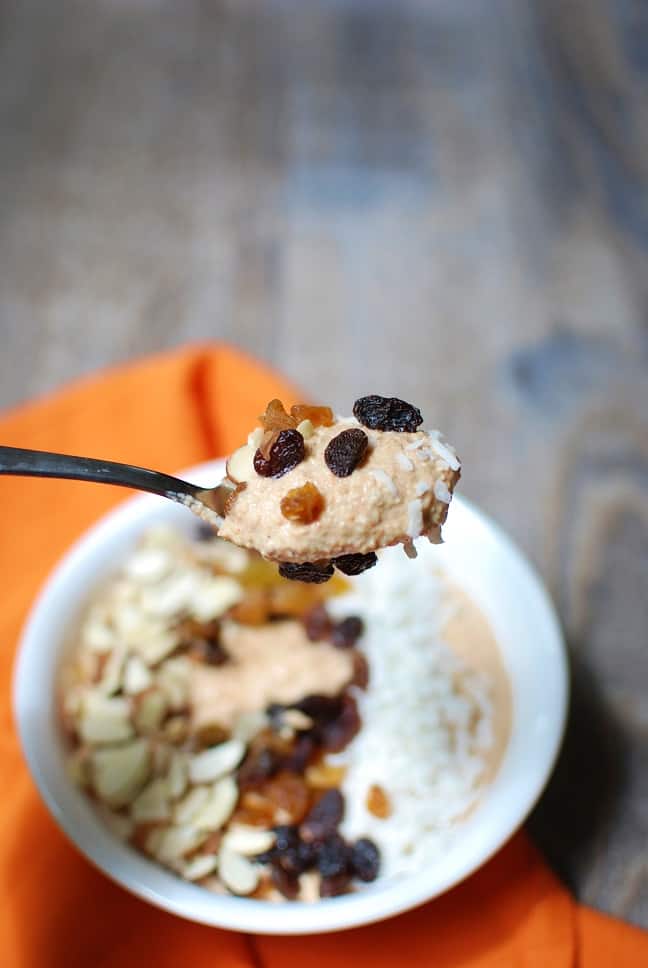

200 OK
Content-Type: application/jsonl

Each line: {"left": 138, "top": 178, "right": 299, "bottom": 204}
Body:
{"left": 396, "top": 452, "right": 414, "bottom": 472}
{"left": 427, "top": 431, "right": 461, "bottom": 471}
{"left": 334, "top": 545, "right": 495, "bottom": 878}
{"left": 406, "top": 498, "right": 423, "bottom": 539}
{"left": 415, "top": 481, "right": 430, "bottom": 498}
{"left": 434, "top": 479, "right": 453, "bottom": 504}
{"left": 370, "top": 468, "right": 399, "bottom": 499}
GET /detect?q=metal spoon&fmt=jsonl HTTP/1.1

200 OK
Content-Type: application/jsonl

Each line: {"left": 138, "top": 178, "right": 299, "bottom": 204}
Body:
{"left": 0, "top": 445, "right": 229, "bottom": 524}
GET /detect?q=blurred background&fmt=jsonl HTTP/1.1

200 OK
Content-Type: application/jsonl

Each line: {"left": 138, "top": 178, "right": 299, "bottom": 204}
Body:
{"left": 1, "top": 0, "right": 647, "bottom": 925}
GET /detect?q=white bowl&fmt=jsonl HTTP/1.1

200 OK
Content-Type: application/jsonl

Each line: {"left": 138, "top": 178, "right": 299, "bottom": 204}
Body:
{"left": 13, "top": 459, "right": 568, "bottom": 935}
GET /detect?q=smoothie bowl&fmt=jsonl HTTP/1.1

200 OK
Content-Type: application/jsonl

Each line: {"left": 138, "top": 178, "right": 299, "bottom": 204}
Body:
{"left": 13, "top": 459, "right": 567, "bottom": 934}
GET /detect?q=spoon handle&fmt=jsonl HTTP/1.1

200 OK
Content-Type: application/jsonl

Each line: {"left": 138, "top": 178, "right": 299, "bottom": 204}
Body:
{"left": 0, "top": 445, "right": 203, "bottom": 504}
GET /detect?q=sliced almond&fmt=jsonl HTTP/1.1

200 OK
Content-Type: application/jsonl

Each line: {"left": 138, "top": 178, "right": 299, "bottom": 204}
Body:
{"left": 97, "top": 643, "right": 127, "bottom": 695}
{"left": 82, "top": 620, "right": 114, "bottom": 654}
{"left": 296, "top": 419, "right": 314, "bottom": 440}
{"left": 79, "top": 691, "right": 133, "bottom": 745}
{"left": 247, "top": 427, "right": 264, "bottom": 449}
{"left": 218, "top": 847, "right": 259, "bottom": 896}
{"left": 138, "top": 629, "right": 180, "bottom": 667}
{"left": 192, "top": 776, "right": 239, "bottom": 831}
{"left": 140, "top": 572, "right": 196, "bottom": 618}
{"left": 91, "top": 738, "right": 150, "bottom": 808}
{"left": 190, "top": 576, "right": 243, "bottom": 622}
{"left": 155, "top": 656, "right": 191, "bottom": 711}
{"left": 96, "top": 804, "right": 135, "bottom": 842}
{"left": 123, "top": 655, "right": 153, "bottom": 695}
{"left": 221, "top": 825, "right": 276, "bottom": 856}
{"left": 188, "top": 739, "right": 245, "bottom": 784}
{"left": 162, "top": 715, "right": 189, "bottom": 745}
{"left": 181, "top": 853, "right": 219, "bottom": 881}
{"left": 66, "top": 748, "right": 91, "bottom": 787}
{"left": 131, "top": 777, "right": 171, "bottom": 823}
{"left": 281, "top": 709, "right": 314, "bottom": 731}
{"left": 133, "top": 689, "right": 168, "bottom": 734}
{"left": 232, "top": 710, "right": 269, "bottom": 743}
{"left": 298, "top": 870, "right": 321, "bottom": 903}
{"left": 124, "top": 548, "right": 172, "bottom": 583}
{"left": 226, "top": 444, "right": 256, "bottom": 484}
{"left": 153, "top": 825, "right": 208, "bottom": 863}
{"left": 166, "top": 752, "right": 189, "bottom": 799}
{"left": 173, "top": 785, "right": 210, "bottom": 825}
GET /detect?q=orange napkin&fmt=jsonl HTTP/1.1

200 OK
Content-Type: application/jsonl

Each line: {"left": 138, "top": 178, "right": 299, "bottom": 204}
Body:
{"left": 1, "top": 344, "right": 645, "bottom": 968}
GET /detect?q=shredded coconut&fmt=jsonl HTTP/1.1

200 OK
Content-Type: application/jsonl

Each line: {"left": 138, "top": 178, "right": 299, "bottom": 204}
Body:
{"left": 406, "top": 498, "right": 423, "bottom": 538}
{"left": 332, "top": 545, "right": 494, "bottom": 877}
{"left": 396, "top": 453, "right": 414, "bottom": 472}
{"left": 427, "top": 431, "right": 461, "bottom": 471}
{"left": 370, "top": 469, "right": 399, "bottom": 499}
{"left": 434, "top": 479, "right": 453, "bottom": 504}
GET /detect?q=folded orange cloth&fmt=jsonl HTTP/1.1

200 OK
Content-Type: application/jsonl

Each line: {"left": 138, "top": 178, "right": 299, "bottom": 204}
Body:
{"left": 1, "top": 345, "right": 646, "bottom": 967}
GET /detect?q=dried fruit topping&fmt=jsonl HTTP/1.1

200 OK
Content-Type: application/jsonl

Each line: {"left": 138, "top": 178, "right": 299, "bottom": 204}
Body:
{"left": 324, "top": 428, "right": 368, "bottom": 477}
{"left": 319, "top": 695, "right": 361, "bottom": 753}
{"left": 259, "top": 399, "right": 297, "bottom": 432}
{"left": 238, "top": 745, "right": 281, "bottom": 791}
{"left": 350, "top": 650, "right": 370, "bottom": 690}
{"left": 299, "top": 789, "right": 345, "bottom": 844}
{"left": 280, "top": 482, "right": 325, "bottom": 524}
{"left": 190, "top": 635, "right": 230, "bottom": 667}
{"left": 261, "top": 772, "right": 311, "bottom": 824}
{"left": 330, "top": 616, "right": 364, "bottom": 650}
{"left": 319, "top": 871, "right": 353, "bottom": 898}
{"left": 332, "top": 551, "right": 378, "bottom": 576}
{"left": 254, "top": 429, "right": 305, "bottom": 479}
{"left": 350, "top": 838, "right": 381, "bottom": 882}
{"left": 353, "top": 395, "right": 423, "bottom": 432}
{"left": 366, "top": 783, "right": 392, "bottom": 819}
{"left": 278, "top": 561, "right": 334, "bottom": 584}
{"left": 230, "top": 588, "right": 270, "bottom": 626}
{"left": 305, "top": 762, "right": 347, "bottom": 790}
{"left": 303, "top": 603, "right": 333, "bottom": 642}
{"left": 281, "top": 734, "right": 315, "bottom": 774}
{"left": 271, "top": 863, "right": 300, "bottom": 899}
{"left": 316, "top": 833, "right": 350, "bottom": 880}
{"left": 290, "top": 404, "right": 334, "bottom": 428}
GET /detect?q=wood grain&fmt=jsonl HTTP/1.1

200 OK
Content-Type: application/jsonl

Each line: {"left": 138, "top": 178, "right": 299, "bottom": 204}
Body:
{"left": 0, "top": 0, "right": 647, "bottom": 925}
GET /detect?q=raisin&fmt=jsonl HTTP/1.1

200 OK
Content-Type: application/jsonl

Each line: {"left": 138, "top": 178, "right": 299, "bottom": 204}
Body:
{"left": 299, "top": 789, "right": 345, "bottom": 844}
{"left": 259, "top": 399, "right": 297, "bottom": 432}
{"left": 330, "top": 616, "right": 364, "bottom": 650}
{"left": 303, "top": 603, "right": 333, "bottom": 642}
{"left": 316, "top": 833, "right": 350, "bottom": 879}
{"left": 293, "top": 695, "right": 343, "bottom": 724}
{"left": 280, "top": 482, "right": 325, "bottom": 524}
{"left": 305, "top": 762, "right": 347, "bottom": 790}
{"left": 269, "top": 582, "right": 322, "bottom": 618}
{"left": 366, "top": 783, "right": 391, "bottom": 819}
{"left": 350, "top": 838, "right": 381, "bottom": 882}
{"left": 324, "top": 428, "right": 368, "bottom": 477}
{"left": 271, "top": 863, "right": 300, "bottom": 899}
{"left": 320, "top": 695, "right": 361, "bottom": 753}
{"left": 278, "top": 561, "right": 334, "bottom": 584}
{"left": 230, "top": 588, "right": 270, "bottom": 626}
{"left": 254, "top": 429, "right": 305, "bottom": 478}
{"left": 261, "top": 772, "right": 311, "bottom": 824}
{"left": 195, "top": 522, "right": 217, "bottom": 541}
{"left": 282, "top": 734, "right": 316, "bottom": 774}
{"left": 238, "top": 746, "right": 281, "bottom": 790}
{"left": 320, "top": 871, "right": 353, "bottom": 897}
{"left": 190, "top": 637, "right": 229, "bottom": 666}
{"left": 332, "top": 552, "right": 378, "bottom": 576}
{"left": 290, "top": 404, "right": 334, "bottom": 427}
{"left": 353, "top": 395, "right": 423, "bottom": 432}
{"left": 350, "top": 651, "right": 370, "bottom": 690}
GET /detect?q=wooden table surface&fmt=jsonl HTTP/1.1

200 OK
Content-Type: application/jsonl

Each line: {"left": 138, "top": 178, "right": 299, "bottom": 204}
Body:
{"left": 1, "top": 0, "right": 647, "bottom": 927}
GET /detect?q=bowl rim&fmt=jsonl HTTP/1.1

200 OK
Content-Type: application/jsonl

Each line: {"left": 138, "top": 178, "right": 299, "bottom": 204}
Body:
{"left": 13, "top": 459, "right": 568, "bottom": 935}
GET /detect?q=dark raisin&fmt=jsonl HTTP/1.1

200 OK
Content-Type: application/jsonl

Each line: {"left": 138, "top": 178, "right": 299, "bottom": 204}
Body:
{"left": 190, "top": 636, "right": 229, "bottom": 666}
{"left": 238, "top": 747, "right": 280, "bottom": 789}
{"left": 320, "top": 872, "right": 353, "bottom": 898}
{"left": 278, "top": 561, "right": 334, "bottom": 584}
{"left": 303, "top": 603, "right": 333, "bottom": 641}
{"left": 299, "top": 789, "right": 345, "bottom": 844}
{"left": 282, "top": 734, "right": 316, "bottom": 773}
{"left": 271, "top": 863, "right": 300, "bottom": 899}
{"left": 324, "top": 428, "right": 368, "bottom": 477}
{"left": 254, "top": 429, "right": 305, "bottom": 478}
{"left": 333, "top": 551, "right": 378, "bottom": 576}
{"left": 320, "top": 695, "right": 361, "bottom": 753}
{"left": 274, "top": 825, "right": 299, "bottom": 853}
{"left": 350, "top": 651, "right": 370, "bottom": 690}
{"left": 268, "top": 825, "right": 314, "bottom": 877}
{"left": 195, "top": 522, "right": 217, "bottom": 541}
{"left": 350, "top": 838, "right": 381, "bottom": 882}
{"left": 316, "top": 833, "right": 350, "bottom": 879}
{"left": 353, "top": 395, "right": 423, "bottom": 432}
{"left": 293, "top": 695, "right": 343, "bottom": 724}
{"left": 330, "top": 616, "right": 364, "bottom": 650}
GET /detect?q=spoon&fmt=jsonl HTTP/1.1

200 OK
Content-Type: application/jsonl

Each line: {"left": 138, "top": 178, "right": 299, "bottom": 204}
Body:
{"left": 0, "top": 445, "right": 228, "bottom": 524}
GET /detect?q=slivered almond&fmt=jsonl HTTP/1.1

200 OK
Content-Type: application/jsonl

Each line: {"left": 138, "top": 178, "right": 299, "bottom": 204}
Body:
{"left": 221, "top": 825, "right": 276, "bottom": 856}
{"left": 133, "top": 689, "right": 168, "bottom": 734}
{"left": 153, "top": 825, "right": 208, "bottom": 863}
{"left": 79, "top": 691, "right": 133, "bottom": 745}
{"left": 166, "top": 752, "right": 189, "bottom": 799}
{"left": 226, "top": 444, "right": 257, "bottom": 484}
{"left": 188, "top": 739, "right": 245, "bottom": 784}
{"left": 218, "top": 847, "right": 259, "bottom": 895}
{"left": 182, "top": 853, "right": 219, "bottom": 881}
{"left": 91, "top": 738, "right": 150, "bottom": 808}
{"left": 173, "top": 785, "right": 210, "bottom": 825}
{"left": 131, "top": 778, "right": 171, "bottom": 823}
{"left": 192, "top": 776, "right": 239, "bottom": 831}
{"left": 123, "top": 655, "right": 153, "bottom": 695}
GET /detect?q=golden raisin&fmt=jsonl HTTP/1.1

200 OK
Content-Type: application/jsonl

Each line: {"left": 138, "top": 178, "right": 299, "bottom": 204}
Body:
{"left": 280, "top": 482, "right": 325, "bottom": 524}
{"left": 269, "top": 581, "right": 323, "bottom": 618}
{"left": 305, "top": 762, "right": 347, "bottom": 790}
{"left": 230, "top": 588, "right": 271, "bottom": 625}
{"left": 260, "top": 772, "right": 312, "bottom": 824}
{"left": 290, "top": 404, "right": 334, "bottom": 427}
{"left": 366, "top": 783, "right": 392, "bottom": 819}
{"left": 259, "top": 399, "right": 297, "bottom": 432}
